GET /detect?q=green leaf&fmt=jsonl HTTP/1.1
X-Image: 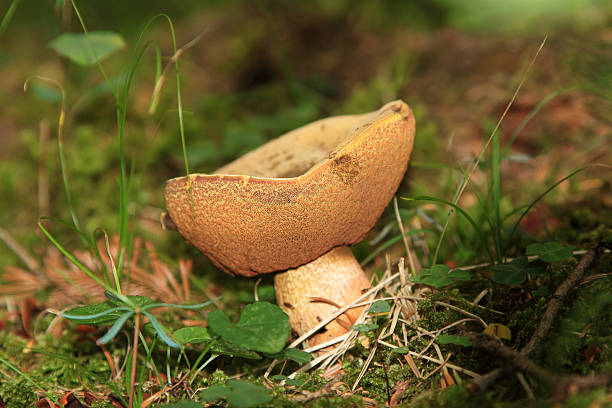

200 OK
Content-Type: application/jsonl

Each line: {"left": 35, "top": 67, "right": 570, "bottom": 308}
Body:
{"left": 174, "top": 327, "right": 212, "bottom": 345}
{"left": 492, "top": 259, "right": 527, "bottom": 286}
{"left": 61, "top": 302, "right": 127, "bottom": 325}
{"left": 413, "top": 265, "right": 470, "bottom": 288}
{"left": 350, "top": 323, "right": 379, "bottom": 332}
{"left": 174, "top": 326, "right": 261, "bottom": 358}
{"left": 526, "top": 242, "right": 574, "bottom": 263}
{"left": 48, "top": 31, "right": 125, "bottom": 66}
{"left": 392, "top": 346, "right": 411, "bottom": 354}
{"left": 286, "top": 378, "right": 307, "bottom": 387}
{"left": 226, "top": 380, "right": 272, "bottom": 408}
{"left": 199, "top": 385, "right": 229, "bottom": 402}
{"left": 438, "top": 334, "right": 472, "bottom": 347}
{"left": 96, "top": 311, "right": 133, "bottom": 345}
{"left": 212, "top": 339, "right": 262, "bottom": 360}
{"left": 208, "top": 302, "right": 290, "bottom": 354}
{"left": 368, "top": 300, "right": 391, "bottom": 314}
{"left": 200, "top": 380, "right": 271, "bottom": 408}
{"left": 238, "top": 285, "right": 275, "bottom": 303}
{"left": 270, "top": 348, "right": 312, "bottom": 363}
{"left": 143, "top": 311, "right": 180, "bottom": 349}
{"left": 492, "top": 257, "right": 546, "bottom": 285}
{"left": 157, "top": 402, "right": 203, "bottom": 408}
{"left": 104, "top": 292, "right": 156, "bottom": 309}
{"left": 141, "top": 299, "right": 217, "bottom": 311}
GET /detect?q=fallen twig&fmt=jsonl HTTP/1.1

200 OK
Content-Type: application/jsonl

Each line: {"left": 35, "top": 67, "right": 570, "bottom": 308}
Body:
{"left": 522, "top": 245, "right": 600, "bottom": 355}
{"left": 469, "top": 245, "right": 603, "bottom": 394}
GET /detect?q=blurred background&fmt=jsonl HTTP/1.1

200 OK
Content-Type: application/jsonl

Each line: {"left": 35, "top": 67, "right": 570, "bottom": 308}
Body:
{"left": 0, "top": 0, "right": 610, "bottom": 280}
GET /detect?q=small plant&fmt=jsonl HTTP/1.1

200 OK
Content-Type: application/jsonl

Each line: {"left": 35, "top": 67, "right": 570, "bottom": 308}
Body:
{"left": 412, "top": 264, "right": 471, "bottom": 288}
{"left": 199, "top": 379, "right": 272, "bottom": 408}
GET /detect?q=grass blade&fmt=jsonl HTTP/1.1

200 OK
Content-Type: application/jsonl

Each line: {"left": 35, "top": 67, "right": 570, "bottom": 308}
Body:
{"left": 509, "top": 167, "right": 587, "bottom": 242}
{"left": 492, "top": 128, "right": 502, "bottom": 261}
{"left": 0, "top": 0, "right": 21, "bottom": 40}
{"left": 403, "top": 196, "right": 494, "bottom": 262}
{"left": 431, "top": 37, "right": 547, "bottom": 264}
{"left": 38, "top": 221, "right": 113, "bottom": 292}
{"left": 360, "top": 231, "right": 424, "bottom": 267}
{"left": 504, "top": 86, "right": 575, "bottom": 153}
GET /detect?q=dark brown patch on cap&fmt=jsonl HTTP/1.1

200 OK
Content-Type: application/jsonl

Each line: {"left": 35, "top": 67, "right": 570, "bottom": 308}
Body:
{"left": 331, "top": 154, "right": 361, "bottom": 185}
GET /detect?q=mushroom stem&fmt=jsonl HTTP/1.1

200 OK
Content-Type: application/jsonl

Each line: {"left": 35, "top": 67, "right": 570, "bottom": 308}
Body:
{"left": 274, "top": 246, "right": 371, "bottom": 347}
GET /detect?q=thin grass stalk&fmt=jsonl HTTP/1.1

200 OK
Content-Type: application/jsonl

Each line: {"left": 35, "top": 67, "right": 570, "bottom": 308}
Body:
{"left": 140, "top": 334, "right": 165, "bottom": 385}
{"left": 70, "top": 0, "right": 132, "bottom": 286}
{"left": 431, "top": 157, "right": 476, "bottom": 264}
{"left": 504, "top": 86, "right": 575, "bottom": 154}
{"left": 38, "top": 222, "right": 113, "bottom": 292}
{"left": 492, "top": 129, "right": 502, "bottom": 261}
{"left": 0, "top": 0, "right": 21, "bottom": 39}
{"left": 432, "top": 37, "right": 547, "bottom": 264}
{"left": 25, "top": 77, "right": 82, "bottom": 232}
{"left": 188, "top": 339, "right": 217, "bottom": 384}
{"left": 509, "top": 166, "right": 587, "bottom": 242}
{"left": 69, "top": 1, "right": 119, "bottom": 101}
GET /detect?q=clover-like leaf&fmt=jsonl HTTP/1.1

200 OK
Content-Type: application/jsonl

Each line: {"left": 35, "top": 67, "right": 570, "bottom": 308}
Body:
{"left": 173, "top": 327, "right": 260, "bottom": 359}
{"left": 413, "top": 264, "right": 470, "bottom": 288}
{"left": 368, "top": 300, "right": 391, "bottom": 314}
{"left": 49, "top": 31, "right": 125, "bottom": 66}
{"left": 157, "top": 402, "right": 203, "bottom": 408}
{"left": 200, "top": 380, "right": 271, "bottom": 408}
{"left": 492, "top": 257, "right": 548, "bottom": 286}
{"left": 174, "top": 327, "right": 212, "bottom": 345}
{"left": 350, "top": 323, "right": 379, "bottom": 332}
{"left": 526, "top": 242, "right": 574, "bottom": 263}
{"left": 199, "top": 385, "right": 229, "bottom": 403}
{"left": 213, "top": 340, "right": 262, "bottom": 360}
{"left": 207, "top": 301, "right": 290, "bottom": 354}
{"left": 269, "top": 348, "right": 312, "bottom": 363}
{"left": 492, "top": 260, "right": 526, "bottom": 286}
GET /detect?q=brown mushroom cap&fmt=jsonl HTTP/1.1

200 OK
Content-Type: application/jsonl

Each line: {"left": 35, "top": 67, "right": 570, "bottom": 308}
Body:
{"left": 164, "top": 100, "right": 415, "bottom": 277}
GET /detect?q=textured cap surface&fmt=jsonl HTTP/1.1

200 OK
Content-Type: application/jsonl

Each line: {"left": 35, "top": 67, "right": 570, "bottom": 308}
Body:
{"left": 164, "top": 100, "right": 415, "bottom": 276}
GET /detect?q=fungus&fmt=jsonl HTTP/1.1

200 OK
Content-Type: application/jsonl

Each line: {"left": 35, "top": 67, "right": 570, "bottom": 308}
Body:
{"left": 164, "top": 100, "right": 415, "bottom": 346}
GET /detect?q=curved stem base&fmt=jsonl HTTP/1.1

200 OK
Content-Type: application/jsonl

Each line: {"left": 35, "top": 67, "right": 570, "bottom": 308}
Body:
{"left": 274, "top": 247, "right": 372, "bottom": 346}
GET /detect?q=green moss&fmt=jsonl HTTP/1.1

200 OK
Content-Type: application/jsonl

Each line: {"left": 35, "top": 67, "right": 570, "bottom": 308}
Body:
{"left": 206, "top": 369, "right": 230, "bottom": 386}
{"left": 0, "top": 372, "right": 44, "bottom": 407}
{"left": 539, "top": 272, "right": 612, "bottom": 374}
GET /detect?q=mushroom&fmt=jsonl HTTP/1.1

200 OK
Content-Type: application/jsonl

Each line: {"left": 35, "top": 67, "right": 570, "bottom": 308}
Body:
{"left": 164, "top": 100, "right": 415, "bottom": 346}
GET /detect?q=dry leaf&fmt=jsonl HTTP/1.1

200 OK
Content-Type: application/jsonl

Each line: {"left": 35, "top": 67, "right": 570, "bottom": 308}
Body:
{"left": 483, "top": 323, "right": 512, "bottom": 340}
